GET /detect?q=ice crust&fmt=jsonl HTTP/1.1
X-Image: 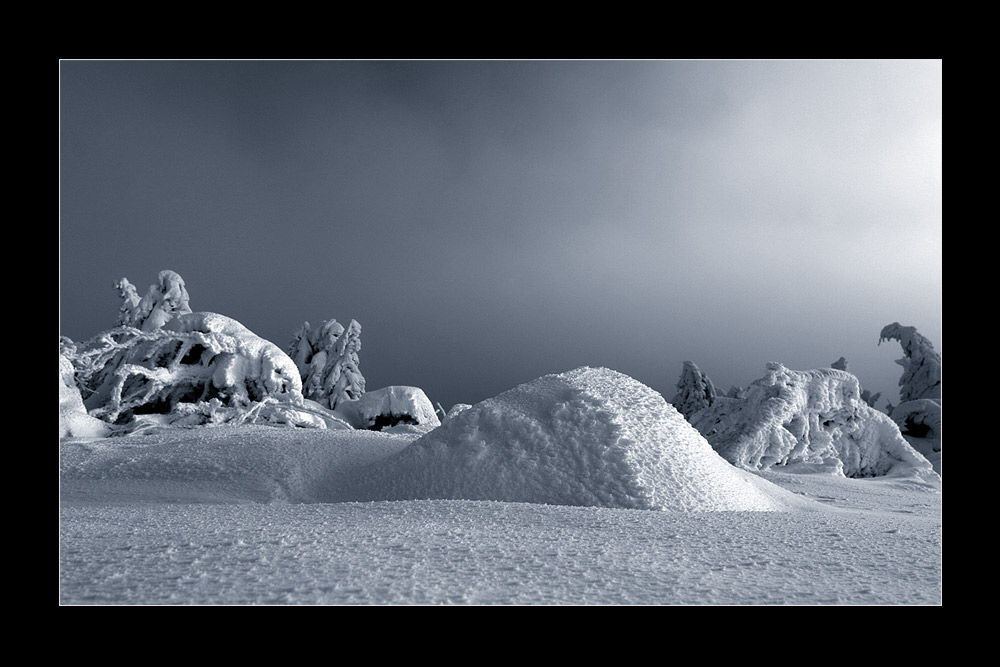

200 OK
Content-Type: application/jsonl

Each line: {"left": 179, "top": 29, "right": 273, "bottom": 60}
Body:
{"left": 691, "top": 363, "right": 934, "bottom": 478}
{"left": 347, "top": 367, "right": 805, "bottom": 511}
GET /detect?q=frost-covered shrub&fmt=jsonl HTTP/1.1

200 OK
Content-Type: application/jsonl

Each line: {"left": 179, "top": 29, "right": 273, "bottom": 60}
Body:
{"left": 60, "top": 354, "right": 112, "bottom": 438}
{"left": 74, "top": 312, "right": 305, "bottom": 427}
{"left": 670, "top": 361, "right": 717, "bottom": 420}
{"left": 879, "top": 322, "right": 941, "bottom": 402}
{"left": 690, "top": 363, "right": 934, "bottom": 478}
{"left": 287, "top": 319, "right": 365, "bottom": 409}
{"left": 116, "top": 270, "right": 192, "bottom": 331}
{"left": 340, "top": 386, "right": 441, "bottom": 432}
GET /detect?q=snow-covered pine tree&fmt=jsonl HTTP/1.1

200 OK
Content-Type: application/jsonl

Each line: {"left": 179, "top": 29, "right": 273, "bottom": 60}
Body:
{"left": 878, "top": 322, "right": 941, "bottom": 402}
{"left": 670, "top": 360, "right": 717, "bottom": 420}
{"left": 286, "top": 318, "right": 365, "bottom": 410}
{"left": 115, "top": 270, "right": 192, "bottom": 331}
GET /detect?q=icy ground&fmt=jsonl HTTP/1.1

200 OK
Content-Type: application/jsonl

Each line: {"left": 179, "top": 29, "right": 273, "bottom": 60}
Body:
{"left": 60, "top": 425, "right": 942, "bottom": 605}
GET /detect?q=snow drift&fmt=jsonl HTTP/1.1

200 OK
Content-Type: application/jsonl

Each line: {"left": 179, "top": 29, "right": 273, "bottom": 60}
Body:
{"left": 343, "top": 367, "right": 810, "bottom": 512}
{"left": 690, "top": 363, "right": 934, "bottom": 478}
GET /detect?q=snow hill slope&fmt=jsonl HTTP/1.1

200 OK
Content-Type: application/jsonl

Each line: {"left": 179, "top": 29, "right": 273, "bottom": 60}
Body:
{"left": 341, "top": 367, "right": 816, "bottom": 512}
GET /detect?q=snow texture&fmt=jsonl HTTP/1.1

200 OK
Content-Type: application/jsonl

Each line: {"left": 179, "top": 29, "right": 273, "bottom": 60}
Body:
{"left": 59, "top": 423, "right": 943, "bottom": 604}
{"left": 286, "top": 319, "right": 365, "bottom": 409}
{"left": 341, "top": 386, "right": 442, "bottom": 432}
{"left": 60, "top": 355, "right": 112, "bottom": 438}
{"left": 879, "top": 322, "right": 942, "bottom": 402}
{"left": 670, "top": 360, "right": 717, "bottom": 420}
{"left": 116, "top": 270, "right": 192, "bottom": 331}
{"left": 72, "top": 312, "right": 306, "bottom": 428}
{"left": 344, "top": 367, "right": 810, "bottom": 512}
{"left": 690, "top": 363, "right": 934, "bottom": 479}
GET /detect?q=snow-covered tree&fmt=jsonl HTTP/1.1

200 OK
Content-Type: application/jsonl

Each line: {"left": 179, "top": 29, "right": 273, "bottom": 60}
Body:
{"left": 60, "top": 354, "right": 112, "bottom": 438}
{"left": 670, "top": 361, "right": 717, "bottom": 420}
{"left": 689, "top": 363, "right": 934, "bottom": 478}
{"left": 860, "top": 389, "right": 882, "bottom": 408}
{"left": 832, "top": 357, "right": 880, "bottom": 408}
{"left": 116, "top": 270, "right": 192, "bottom": 331}
{"left": 114, "top": 278, "right": 142, "bottom": 327}
{"left": 286, "top": 318, "right": 365, "bottom": 410}
{"left": 879, "top": 322, "right": 941, "bottom": 402}
{"left": 75, "top": 312, "right": 307, "bottom": 428}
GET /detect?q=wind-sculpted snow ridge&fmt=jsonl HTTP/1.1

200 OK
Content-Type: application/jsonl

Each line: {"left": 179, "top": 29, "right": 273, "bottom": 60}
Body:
{"left": 344, "top": 367, "right": 812, "bottom": 512}
{"left": 690, "top": 363, "right": 935, "bottom": 479}
{"left": 68, "top": 312, "right": 348, "bottom": 432}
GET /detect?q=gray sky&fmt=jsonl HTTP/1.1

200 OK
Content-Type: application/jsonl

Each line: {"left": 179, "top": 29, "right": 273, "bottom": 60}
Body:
{"left": 59, "top": 60, "right": 942, "bottom": 410}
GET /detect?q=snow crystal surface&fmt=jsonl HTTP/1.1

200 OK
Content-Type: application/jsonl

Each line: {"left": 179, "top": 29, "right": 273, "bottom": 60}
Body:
{"left": 342, "top": 367, "right": 810, "bottom": 511}
{"left": 60, "top": 421, "right": 942, "bottom": 605}
{"left": 691, "top": 363, "right": 934, "bottom": 478}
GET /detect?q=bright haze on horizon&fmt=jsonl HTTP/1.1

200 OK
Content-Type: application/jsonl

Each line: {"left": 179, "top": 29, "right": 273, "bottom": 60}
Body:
{"left": 59, "top": 60, "right": 942, "bottom": 411}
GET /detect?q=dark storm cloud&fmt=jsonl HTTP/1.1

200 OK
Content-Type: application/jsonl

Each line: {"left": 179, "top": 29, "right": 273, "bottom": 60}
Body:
{"left": 60, "top": 60, "right": 941, "bottom": 409}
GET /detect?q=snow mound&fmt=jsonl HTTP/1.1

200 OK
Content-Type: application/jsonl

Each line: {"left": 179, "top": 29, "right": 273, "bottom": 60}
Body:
{"left": 690, "top": 363, "right": 935, "bottom": 478}
{"left": 344, "top": 367, "right": 808, "bottom": 511}
{"left": 60, "top": 355, "right": 112, "bottom": 438}
{"left": 341, "top": 386, "right": 441, "bottom": 432}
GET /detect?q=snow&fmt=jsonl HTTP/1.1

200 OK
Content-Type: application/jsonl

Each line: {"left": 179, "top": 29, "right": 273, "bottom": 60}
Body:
{"left": 340, "top": 385, "right": 441, "bottom": 432}
{"left": 59, "top": 366, "right": 942, "bottom": 605}
{"left": 343, "top": 367, "right": 808, "bottom": 511}
{"left": 60, "top": 425, "right": 942, "bottom": 605}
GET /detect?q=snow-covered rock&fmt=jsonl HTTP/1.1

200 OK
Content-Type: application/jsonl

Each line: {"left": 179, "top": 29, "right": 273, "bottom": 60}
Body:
{"left": 73, "top": 312, "right": 309, "bottom": 429}
{"left": 341, "top": 386, "right": 441, "bottom": 432}
{"left": 286, "top": 319, "right": 365, "bottom": 409}
{"left": 344, "top": 367, "right": 811, "bottom": 511}
{"left": 690, "top": 363, "right": 934, "bottom": 478}
{"left": 60, "top": 355, "right": 112, "bottom": 438}
{"left": 670, "top": 360, "right": 717, "bottom": 420}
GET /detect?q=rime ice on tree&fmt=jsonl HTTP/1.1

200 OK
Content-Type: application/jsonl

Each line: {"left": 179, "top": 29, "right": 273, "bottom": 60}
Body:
{"left": 670, "top": 361, "right": 717, "bottom": 420}
{"left": 878, "top": 323, "right": 942, "bottom": 469}
{"left": 878, "top": 322, "right": 941, "bottom": 402}
{"left": 287, "top": 318, "right": 365, "bottom": 410}
{"left": 690, "top": 363, "right": 934, "bottom": 478}
{"left": 115, "top": 270, "right": 192, "bottom": 331}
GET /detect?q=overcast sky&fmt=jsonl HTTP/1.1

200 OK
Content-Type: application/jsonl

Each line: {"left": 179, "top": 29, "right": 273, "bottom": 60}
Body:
{"left": 59, "top": 60, "right": 942, "bottom": 410}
